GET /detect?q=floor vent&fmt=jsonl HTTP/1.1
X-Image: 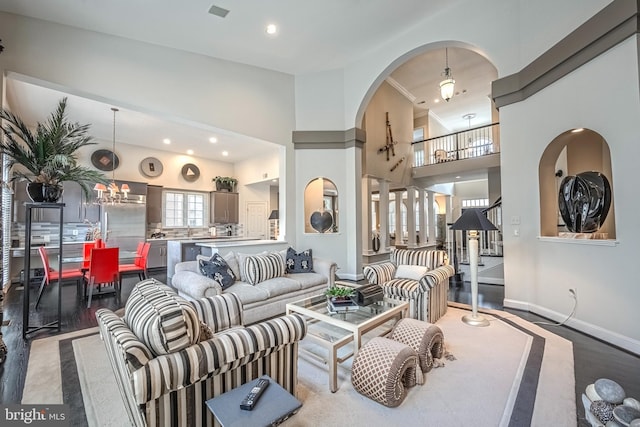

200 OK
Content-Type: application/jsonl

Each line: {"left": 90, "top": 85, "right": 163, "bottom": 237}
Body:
{"left": 208, "top": 4, "right": 230, "bottom": 18}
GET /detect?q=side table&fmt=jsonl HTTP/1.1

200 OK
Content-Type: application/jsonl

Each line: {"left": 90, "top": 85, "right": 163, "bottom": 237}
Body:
{"left": 205, "top": 375, "right": 302, "bottom": 427}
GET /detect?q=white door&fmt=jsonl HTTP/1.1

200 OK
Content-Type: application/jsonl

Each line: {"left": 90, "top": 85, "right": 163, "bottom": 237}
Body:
{"left": 246, "top": 201, "right": 268, "bottom": 239}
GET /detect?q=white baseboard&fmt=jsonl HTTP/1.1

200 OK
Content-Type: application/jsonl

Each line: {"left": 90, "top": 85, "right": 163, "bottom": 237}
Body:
{"left": 504, "top": 299, "right": 640, "bottom": 355}
{"left": 336, "top": 272, "right": 364, "bottom": 281}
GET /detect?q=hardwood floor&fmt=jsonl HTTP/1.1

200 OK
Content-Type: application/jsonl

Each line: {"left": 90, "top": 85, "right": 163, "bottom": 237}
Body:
{"left": 0, "top": 275, "right": 638, "bottom": 427}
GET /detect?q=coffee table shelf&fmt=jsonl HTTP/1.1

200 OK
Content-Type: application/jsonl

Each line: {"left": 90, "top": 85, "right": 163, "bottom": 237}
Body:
{"left": 286, "top": 294, "right": 408, "bottom": 392}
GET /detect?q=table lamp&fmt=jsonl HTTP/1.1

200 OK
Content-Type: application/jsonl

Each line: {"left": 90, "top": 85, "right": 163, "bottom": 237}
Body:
{"left": 450, "top": 208, "right": 498, "bottom": 327}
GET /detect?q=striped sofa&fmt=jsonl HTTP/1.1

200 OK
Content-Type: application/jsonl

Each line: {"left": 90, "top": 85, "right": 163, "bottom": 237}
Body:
{"left": 96, "top": 279, "right": 306, "bottom": 427}
{"left": 363, "top": 249, "right": 455, "bottom": 323}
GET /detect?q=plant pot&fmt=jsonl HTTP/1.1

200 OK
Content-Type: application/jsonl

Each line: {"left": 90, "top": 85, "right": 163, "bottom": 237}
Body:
{"left": 27, "top": 182, "right": 63, "bottom": 202}
{"left": 216, "top": 182, "right": 233, "bottom": 192}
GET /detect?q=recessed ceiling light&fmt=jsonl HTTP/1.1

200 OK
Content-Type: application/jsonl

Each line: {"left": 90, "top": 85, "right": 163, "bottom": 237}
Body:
{"left": 163, "top": 138, "right": 171, "bottom": 144}
{"left": 434, "top": 99, "right": 440, "bottom": 103}
{"left": 571, "top": 128, "right": 584, "bottom": 133}
{"left": 187, "top": 149, "right": 194, "bottom": 155}
{"left": 456, "top": 176, "right": 461, "bottom": 179}
{"left": 222, "top": 151, "right": 229, "bottom": 157}
{"left": 209, "top": 137, "right": 218, "bottom": 143}
{"left": 266, "top": 24, "right": 277, "bottom": 35}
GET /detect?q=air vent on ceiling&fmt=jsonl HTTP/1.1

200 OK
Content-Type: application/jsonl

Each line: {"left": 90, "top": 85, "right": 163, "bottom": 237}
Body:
{"left": 208, "top": 4, "right": 230, "bottom": 18}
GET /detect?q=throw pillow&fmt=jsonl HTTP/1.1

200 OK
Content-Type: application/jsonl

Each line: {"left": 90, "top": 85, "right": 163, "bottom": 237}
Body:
{"left": 242, "top": 252, "right": 286, "bottom": 285}
{"left": 395, "top": 264, "right": 429, "bottom": 281}
{"left": 198, "top": 253, "right": 236, "bottom": 290}
{"left": 124, "top": 278, "right": 200, "bottom": 356}
{"left": 286, "top": 247, "right": 314, "bottom": 273}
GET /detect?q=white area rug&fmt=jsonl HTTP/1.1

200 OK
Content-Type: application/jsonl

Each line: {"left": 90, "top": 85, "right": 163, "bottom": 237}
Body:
{"left": 22, "top": 305, "right": 576, "bottom": 426}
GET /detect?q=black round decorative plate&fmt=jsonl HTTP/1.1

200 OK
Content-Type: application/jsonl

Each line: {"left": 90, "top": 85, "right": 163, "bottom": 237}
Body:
{"left": 181, "top": 163, "right": 200, "bottom": 182}
{"left": 91, "top": 149, "right": 119, "bottom": 171}
{"left": 140, "top": 157, "right": 163, "bottom": 178}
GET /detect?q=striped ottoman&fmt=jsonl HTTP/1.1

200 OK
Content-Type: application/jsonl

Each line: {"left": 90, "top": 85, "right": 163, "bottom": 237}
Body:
{"left": 351, "top": 337, "right": 420, "bottom": 407}
{"left": 388, "top": 317, "right": 444, "bottom": 373}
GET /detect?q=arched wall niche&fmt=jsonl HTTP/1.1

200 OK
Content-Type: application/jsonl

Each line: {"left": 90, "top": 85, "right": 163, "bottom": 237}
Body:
{"left": 538, "top": 128, "right": 615, "bottom": 238}
{"left": 304, "top": 177, "right": 339, "bottom": 234}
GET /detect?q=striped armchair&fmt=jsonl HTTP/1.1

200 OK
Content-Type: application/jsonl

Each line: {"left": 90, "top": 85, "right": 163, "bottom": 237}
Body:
{"left": 363, "top": 249, "right": 455, "bottom": 323}
{"left": 96, "top": 280, "right": 306, "bottom": 427}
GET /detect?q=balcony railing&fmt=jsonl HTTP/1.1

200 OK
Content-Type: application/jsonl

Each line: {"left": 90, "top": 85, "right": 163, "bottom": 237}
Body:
{"left": 412, "top": 122, "right": 500, "bottom": 167}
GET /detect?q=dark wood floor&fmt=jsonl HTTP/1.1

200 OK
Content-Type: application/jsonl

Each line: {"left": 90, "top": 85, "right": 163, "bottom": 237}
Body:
{"left": 0, "top": 275, "right": 638, "bottom": 427}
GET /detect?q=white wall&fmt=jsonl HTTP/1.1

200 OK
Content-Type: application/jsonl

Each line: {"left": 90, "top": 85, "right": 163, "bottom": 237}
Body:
{"left": 500, "top": 37, "right": 640, "bottom": 352}
{"left": 0, "top": 13, "right": 295, "bottom": 144}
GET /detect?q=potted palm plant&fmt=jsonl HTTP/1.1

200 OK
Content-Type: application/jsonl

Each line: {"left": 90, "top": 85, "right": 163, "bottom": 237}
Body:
{"left": 0, "top": 97, "right": 107, "bottom": 202}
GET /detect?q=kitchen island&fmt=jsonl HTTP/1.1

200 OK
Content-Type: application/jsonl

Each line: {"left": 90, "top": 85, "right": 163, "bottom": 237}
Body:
{"left": 166, "top": 238, "right": 288, "bottom": 280}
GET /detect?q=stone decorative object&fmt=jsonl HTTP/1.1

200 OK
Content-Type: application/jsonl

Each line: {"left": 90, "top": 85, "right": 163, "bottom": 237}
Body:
{"left": 584, "top": 380, "right": 640, "bottom": 427}
{"left": 595, "top": 378, "right": 626, "bottom": 404}
{"left": 591, "top": 400, "right": 616, "bottom": 424}
{"left": 613, "top": 406, "right": 640, "bottom": 426}
{"left": 558, "top": 171, "right": 611, "bottom": 233}
{"left": 624, "top": 398, "right": 640, "bottom": 412}
{"left": 310, "top": 210, "right": 333, "bottom": 233}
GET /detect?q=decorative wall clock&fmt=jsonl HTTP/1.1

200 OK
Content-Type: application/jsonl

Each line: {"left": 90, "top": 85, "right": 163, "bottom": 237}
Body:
{"left": 181, "top": 163, "right": 200, "bottom": 182}
{"left": 91, "top": 149, "right": 119, "bottom": 171}
{"left": 140, "top": 157, "right": 163, "bottom": 178}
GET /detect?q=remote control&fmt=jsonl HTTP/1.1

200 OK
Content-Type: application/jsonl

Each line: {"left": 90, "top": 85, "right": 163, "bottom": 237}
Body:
{"left": 240, "top": 378, "right": 270, "bottom": 411}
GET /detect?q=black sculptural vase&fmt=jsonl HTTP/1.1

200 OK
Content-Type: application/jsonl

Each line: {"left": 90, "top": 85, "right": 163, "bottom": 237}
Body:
{"left": 310, "top": 211, "right": 333, "bottom": 233}
{"left": 558, "top": 171, "right": 611, "bottom": 233}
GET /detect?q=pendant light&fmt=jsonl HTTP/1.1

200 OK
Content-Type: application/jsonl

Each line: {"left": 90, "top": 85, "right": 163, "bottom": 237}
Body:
{"left": 94, "top": 107, "right": 125, "bottom": 203}
{"left": 439, "top": 48, "right": 455, "bottom": 102}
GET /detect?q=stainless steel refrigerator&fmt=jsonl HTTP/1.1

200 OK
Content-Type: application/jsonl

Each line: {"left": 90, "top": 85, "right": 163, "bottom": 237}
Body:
{"left": 101, "top": 198, "right": 147, "bottom": 252}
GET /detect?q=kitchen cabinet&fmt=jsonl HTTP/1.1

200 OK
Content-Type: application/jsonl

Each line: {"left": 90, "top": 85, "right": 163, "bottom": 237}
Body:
{"left": 147, "top": 239, "right": 167, "bottom": 269}
{"left": 210, "top": 192, "right": 239, "bottom": 224}
{"left": 146, "top": 185, "right": 163, "bottom": 224}
{"left": 183, "top": 243, "right": 201, "bottom": 261}
{"left": 60, "top": 181, "right": 100, "bottom": 224}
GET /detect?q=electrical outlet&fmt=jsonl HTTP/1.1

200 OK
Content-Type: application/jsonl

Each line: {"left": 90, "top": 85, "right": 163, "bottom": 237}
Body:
{"left": 569, "top": 288, "right": 577, "bottom": 298}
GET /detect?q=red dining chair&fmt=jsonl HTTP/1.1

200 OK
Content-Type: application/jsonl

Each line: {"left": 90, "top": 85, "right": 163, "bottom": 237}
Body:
{"left": 118, "top": 242, "right": 150, "bottom": 281}
{"left": 86, "top": 247, "right": 120, "bottom": 308}
{"left": 35, "top": 246, "right": 84, "bottom": 309}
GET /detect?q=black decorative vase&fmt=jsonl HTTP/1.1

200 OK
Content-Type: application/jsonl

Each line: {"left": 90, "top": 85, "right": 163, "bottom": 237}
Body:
{"left": 43, "top": 184, "right": 63, "bottom": 202}
{"left": 27, "top": 182, "right": 63, "bottom": 203}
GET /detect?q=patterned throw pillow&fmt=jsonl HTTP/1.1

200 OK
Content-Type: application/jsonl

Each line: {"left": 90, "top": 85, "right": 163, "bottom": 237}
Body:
{"left": 198, "top": 253, "right": 236, "bottom": 290}
{"left": 124, "top": 279, "right": 200, "bottom": 356}
{"left": 243, "top": 253, "right": 286, "bottom": 285}
{"left": 286, "top": 247, "right": 314, "bottom": 273}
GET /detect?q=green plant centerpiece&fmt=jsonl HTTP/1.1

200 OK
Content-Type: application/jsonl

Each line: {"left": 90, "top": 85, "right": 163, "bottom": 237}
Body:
{"left": 213, "top": 176, "right": 238, "bottom": 192}
{"left": 324, "top": 285, "right": 355, "bottom": 302}
{"left": 0, "top": 97, "right": 107, "bottom": 202}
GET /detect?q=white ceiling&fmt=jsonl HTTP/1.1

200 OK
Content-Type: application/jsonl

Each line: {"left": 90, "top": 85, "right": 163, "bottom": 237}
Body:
{"left": 0, "top": 0, "right": 497, "bottom": 164}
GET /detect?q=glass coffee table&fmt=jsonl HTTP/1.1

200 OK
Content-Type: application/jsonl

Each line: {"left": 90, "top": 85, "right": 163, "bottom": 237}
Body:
{"left": 286, "top": 295, "right": 408, "bottom": 392}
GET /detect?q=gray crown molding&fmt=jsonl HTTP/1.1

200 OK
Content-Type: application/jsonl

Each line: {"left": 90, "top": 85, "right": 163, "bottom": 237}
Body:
{"left": 292, "top": 128, "right": 366, "bottom": 149}
{"left": 492, "top": 0, "right": 639, "bottom": 108}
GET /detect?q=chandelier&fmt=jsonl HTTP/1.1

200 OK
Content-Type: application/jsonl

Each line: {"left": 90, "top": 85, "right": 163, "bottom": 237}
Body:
{"left": 439, "top": 48, "right": 455, "bottom": 102}
{"left": 94, "top": 107, "right": 129, "bottom": 203}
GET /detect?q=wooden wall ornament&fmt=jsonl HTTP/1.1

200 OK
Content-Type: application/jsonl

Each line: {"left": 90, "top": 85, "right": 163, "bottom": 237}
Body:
{"left": 377, "top": 112, "right": 397, "bottom": 161}
{"left": 390, "top": 156, "right": 405, "bottom": 172}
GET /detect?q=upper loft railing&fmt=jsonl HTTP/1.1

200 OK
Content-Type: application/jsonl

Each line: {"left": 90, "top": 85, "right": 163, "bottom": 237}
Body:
{"left": 412, "top": 122, "right": 500, "bottom": 167}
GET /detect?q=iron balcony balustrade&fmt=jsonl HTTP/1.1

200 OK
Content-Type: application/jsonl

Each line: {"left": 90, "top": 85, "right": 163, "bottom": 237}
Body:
{"left": 412, "top": 122, "right": 500, "bottom": 167}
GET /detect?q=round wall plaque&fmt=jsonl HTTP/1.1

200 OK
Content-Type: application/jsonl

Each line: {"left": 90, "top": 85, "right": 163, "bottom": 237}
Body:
{"left": 140, "top": 157, "right": 163, "bottom": 178}
{"left": 181, "top": 163, "right": 200, "bottom": 182}
{"left": 91, "top": 149, "right": 119, "bottom": 171}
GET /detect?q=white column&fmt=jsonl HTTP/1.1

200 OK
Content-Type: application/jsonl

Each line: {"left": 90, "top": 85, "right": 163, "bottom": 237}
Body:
{"left": 378, "top": 179, "right": 390, "bottom": 252}
{"left": 427, "top": 191, "right": 436, "bottom": 245}
{"left": 395, "top": 191, "right": 403, "bottom": 245}
{"left": 362, "top": 177, "right": 374, "bottom": 255}
{"left": 406, "top": 187, "right": 417, "bottom": 248}
{"left": 418, "top": 188, "right": 427, "bottom": 246}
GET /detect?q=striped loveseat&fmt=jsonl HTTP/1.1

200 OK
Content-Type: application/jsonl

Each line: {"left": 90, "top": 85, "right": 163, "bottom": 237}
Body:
{"left": 363, "top": 249, "right": 455, "bottom": 323}
{"left": 96, "top": 279, "right": 306, "bottom": 427}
